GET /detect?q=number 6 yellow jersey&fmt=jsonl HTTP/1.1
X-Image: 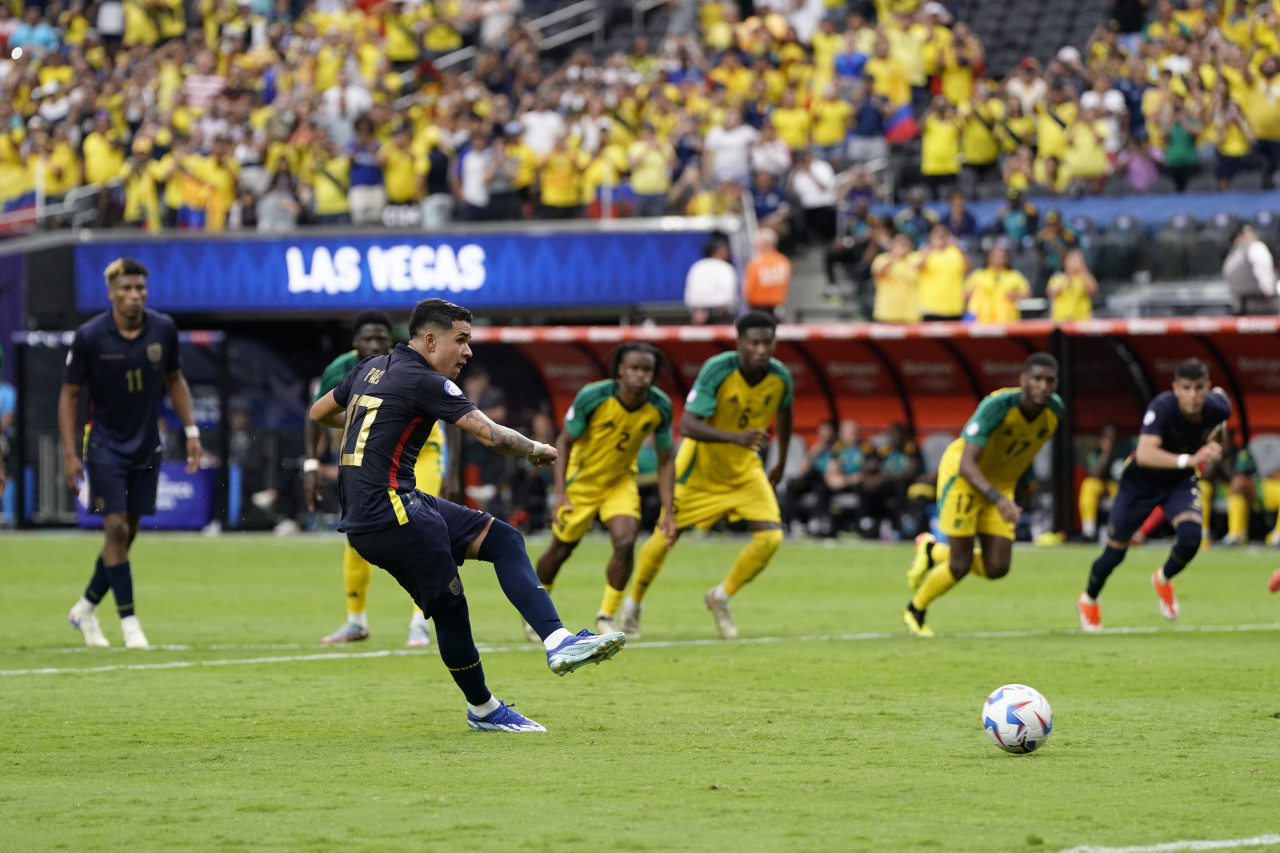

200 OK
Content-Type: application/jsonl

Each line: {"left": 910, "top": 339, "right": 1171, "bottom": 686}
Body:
{"left": 676, "top": 351, "right": 793, "bottom": 490}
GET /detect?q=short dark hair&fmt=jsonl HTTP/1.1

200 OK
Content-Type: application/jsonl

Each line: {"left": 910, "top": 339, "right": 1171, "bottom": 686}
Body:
{"left": 1024, "top": 352, "right": 1059, "bottom": 373}
{"left": 609, "top": 342, "right": 667, "bottom": 382}
{"left": 409, "top": 298, "right": 473, "bottom": 338}
{"left": 352, "top": 309, "right": 392, "bottom": 339}
{"left": 704, "top": 231, "right": 731, "bottom": 258}
{"left": 1175, "top": 357, "right": 1209, "bottom": 381}
{"left": 735, "top": 310, "right": 778, "bottom": 337}
{"left": 104, "top": 257, "right": 149, "bottom": 285}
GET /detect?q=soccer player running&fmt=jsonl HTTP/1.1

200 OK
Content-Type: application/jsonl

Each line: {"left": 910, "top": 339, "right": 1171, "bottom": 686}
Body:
{"left": 1077, "top": 358, "right": 1229, "bottom": 631}
{"left": 903, "top": 354, "right": 1063, "bottom": 638}
{"left": 60, "top": 258, "right": 203, "bottom": 649}
{"left": 619, "top": 311, "right": 794, "bottom": 640}
{"left": 305, "top": 309, "right": 451, "bottom": 648}
{"left": 309, "top": 298, "right": 625, "bottom": 732}
{"left": 532, "top": 343, "right": 677, "bottom": 636}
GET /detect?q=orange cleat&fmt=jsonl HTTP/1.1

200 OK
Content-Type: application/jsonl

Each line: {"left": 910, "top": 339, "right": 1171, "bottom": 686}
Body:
{"left": 1269, "top": 567, "right": 1280, "bottom": 593}
{"left": 1152, "top": 570, "right": 1180, "bottom": 621}
{"left": 1077, "top": 593, "right": 1102, "bottom": 632}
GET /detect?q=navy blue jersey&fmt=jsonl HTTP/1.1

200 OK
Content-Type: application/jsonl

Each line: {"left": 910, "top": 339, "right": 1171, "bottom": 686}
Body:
{"left": 332, "top": 344, "right": 476, "bottom": 534}
{"left": 1122, "top": 388, "right": 1232, "bottom": 489}
{"left": 62, "top": 309, "right": 180, "bottom": 465}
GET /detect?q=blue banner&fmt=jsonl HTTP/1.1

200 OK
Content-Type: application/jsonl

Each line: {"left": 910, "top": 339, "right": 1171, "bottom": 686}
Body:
{"left": 74, "top": 231, "right": 711, "bottom": 313}
{"left": 76, "top": 463, "right": 217, "bottom": 531}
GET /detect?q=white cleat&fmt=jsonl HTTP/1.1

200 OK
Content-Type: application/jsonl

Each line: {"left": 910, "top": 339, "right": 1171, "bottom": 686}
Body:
{"left": 406, "top": 617, "right": 432, "bottom": 648}
{"left": 522, "top": 620, "right": 540, "bottom": 643}
{"left": 68, "top": 605, "right": 110, "bottom": 647}
{"left": 121, "top": 616, "right": 149, "bottom": 649}
{"left": 704, "top": 588, "right": 738, "bottom": 640}
{"left": 617, "top": 598, "right": 642, "bottom": 640}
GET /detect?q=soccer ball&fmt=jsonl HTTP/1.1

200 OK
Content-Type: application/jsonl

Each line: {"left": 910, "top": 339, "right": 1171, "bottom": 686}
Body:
{"left": 982, "top": 684, "right": 1053, "bottom": 754}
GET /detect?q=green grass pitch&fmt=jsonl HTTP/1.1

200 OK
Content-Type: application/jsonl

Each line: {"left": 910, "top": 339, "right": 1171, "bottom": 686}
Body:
{"left": 2, "top": 531, "right": 1280, "bottom": 853}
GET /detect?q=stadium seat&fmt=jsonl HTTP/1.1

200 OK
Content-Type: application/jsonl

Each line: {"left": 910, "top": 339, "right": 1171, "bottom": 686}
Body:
{"left": 1229, "top": 171, "right": 1265, "bottom": 192}
{"left": 920, "top": 432, "right": 955, "bottom": 476}
{"left": 1184, "top": 172, "right": 1219, "bottom": 194}
{"left": 1101, "top": 173, "right": 1133, "bottom": 197}
{"left": 1010, "top": 245, "right": 1045, "bottom": 292}
{"left": 1149, "top": 214, "right": 1196, "bottom": 280}
{"left": 1092, "top": 214, "right": 1145, "bottom": 283}
{"left": 975, "top": 181, "right": 1009, "bottom": 201}
{"left": 1146, "top": 174, "right": 1178, "bottom": 195}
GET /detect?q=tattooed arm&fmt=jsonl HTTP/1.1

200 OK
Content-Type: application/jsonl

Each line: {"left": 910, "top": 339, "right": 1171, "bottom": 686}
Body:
{"left": 455, "top": 409, "right": 559, "bottom": 466}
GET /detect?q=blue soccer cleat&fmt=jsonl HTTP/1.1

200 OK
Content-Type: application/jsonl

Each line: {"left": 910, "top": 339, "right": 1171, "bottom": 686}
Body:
{"left": 546, "top": 629, "right": 626, "bottom": 676}
{"left": 466, "top": 701, "right": 546, "bottom": 733}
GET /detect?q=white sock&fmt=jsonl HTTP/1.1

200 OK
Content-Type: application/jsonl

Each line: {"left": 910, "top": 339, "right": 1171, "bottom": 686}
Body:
{"left": 409, "top": 611, "right": 428, "bottom": 627}
{"left": 1080, "top": 592, "right": 1097, "bottom": 605}
{"left": 468, "top": 696, "right": 501, "bottom": 717}
{"left": 543, "top": 628, "right": 573, "bottom": 651}
{"left": 1156, "top": 568, "right": 1168, "bottom": 584}
{"left": 74, "top": 596, "right": 97, "bottom": 615}
{"left": 349, "top": 611, "right": 368, "bottom": 628}
{"left": 712, "top": 584, "right": 730, "bottom": 603}
{"left": 620, "top": 597, "right": 639, "bottom": 615}
{"left": 121, "top": 615, "right": 141, "bottom": 630}
{"left": 1081, "top": 521, "right": 1096, "bottom": 539}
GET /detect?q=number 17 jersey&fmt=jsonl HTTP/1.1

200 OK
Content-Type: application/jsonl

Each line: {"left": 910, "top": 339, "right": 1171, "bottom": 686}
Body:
{"left": 331, "top": 344, "right": 476, "bottom": 534}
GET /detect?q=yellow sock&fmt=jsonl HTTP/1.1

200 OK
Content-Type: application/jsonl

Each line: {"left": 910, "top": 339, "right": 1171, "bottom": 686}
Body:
{"left": 630, "top": 530, "right": 671, "bottom": 604}
{"left": 1227, "top": 494, "right": 1249, "bottom": 539}
{"left": 1078, "top": 477, "right": 1104, "bottom": 527}
{"left": 931, "top": 542, "right": 951, "bottom": 568}
{"left": 599, "top": 584, "right": 625, "bottom": 617}
{"left": 723, "top": 529, "right": 783, "bottom": 596}
{"left": 911, "top": 563, "right": 961, "bottom": 611}
{"left": 1200, "top": 480, "right": 1213, "bottom": 538}
{"left": 343, "top": 543, "right": 372, "bottom": 616}
{"left": 969, "top": 548, "right": 986, "bottom": 578}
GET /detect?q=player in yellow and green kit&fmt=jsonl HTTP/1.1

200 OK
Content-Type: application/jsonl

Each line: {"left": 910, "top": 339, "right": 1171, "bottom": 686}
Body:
{"left": 303, "top": 310, "right": 449, "bottom": 647}
{"left": 903, "top": 353, "right": 1063, "bottom": 637}
{"left": 619, "top": 311, "right": 794, "bottom": 640}
{"left": 530, "top": 343, "right": 677, "bottom": 636}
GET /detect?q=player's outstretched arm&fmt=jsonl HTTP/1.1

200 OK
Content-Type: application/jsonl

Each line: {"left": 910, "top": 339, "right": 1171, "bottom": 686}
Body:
{"left": 679, "top": 409, "right": 768, "bottom": 451}
{"left": 958, "top": 440, "right": 1021, "bottom": 523}
{"left": 309, "top": 390, "right": 347, "bottom": 430}
{"left": 165, "top": 369, "right": 202, "bottom": 474}
{"left": 656, "top": 446, "right": 677, "bottom": 539}
{"left": 455, "top": 409, "right": 557, "bottom": 466}
{"left": 1134, "top": 433, "right": 1222, "bottom": 470}
{"left": 57, "top": 383, "right": 83, "bottom": 494}
{"left": 767, "top": 404, "right": 793, "bottom": 486}
{"left": 550, "top": 427, "right": 576, "bottom": 516}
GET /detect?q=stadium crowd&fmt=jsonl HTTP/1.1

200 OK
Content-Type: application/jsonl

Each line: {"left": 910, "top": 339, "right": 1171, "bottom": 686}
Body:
{"left": 2, "top": 0, "right": 1279, "bottom": 236}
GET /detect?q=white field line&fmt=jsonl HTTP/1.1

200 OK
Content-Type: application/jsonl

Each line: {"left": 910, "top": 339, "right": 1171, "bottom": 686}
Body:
{"left": 4, "top": 622, "right": 1280, "bottom": 677}
{"left": 1056, "top": 834, "right": 1280, "bottom": 853}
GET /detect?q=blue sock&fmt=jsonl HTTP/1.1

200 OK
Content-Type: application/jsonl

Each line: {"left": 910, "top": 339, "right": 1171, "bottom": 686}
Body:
{"left": 1163, "top": 521, "right": 1202, "bottom": 581}
{"left": 476, "top": 520, "right": 563, "bottom": 640}
{"left": 103, "top": 560, "right": 134, "bottom": 618}
{"left": 85, "top": 556, "right": 110, "bottom": 605}
{"left": 1086, "top": 545, "right": 1127, "bottom": 599}
{"left": 432, "top": 595, "right": 491, "bottom": 706}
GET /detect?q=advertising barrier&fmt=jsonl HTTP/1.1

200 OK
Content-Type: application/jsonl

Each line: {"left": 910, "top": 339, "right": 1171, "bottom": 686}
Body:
{"left": 75, "top": 463, "right": 218, "bottom": 531}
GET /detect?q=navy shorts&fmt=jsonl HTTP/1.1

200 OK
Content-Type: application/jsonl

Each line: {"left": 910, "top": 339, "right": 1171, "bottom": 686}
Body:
{"left": 346, "top": 492, "right": 492, "bottom": 618}
{"left": 86, "top": 448, "right": 161, "bottom": 516}
{"left": 1107, "top": 475, "right": 1202, "bottom": 542}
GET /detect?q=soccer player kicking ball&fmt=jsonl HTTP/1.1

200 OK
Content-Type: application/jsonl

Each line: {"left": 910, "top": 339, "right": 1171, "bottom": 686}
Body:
{"left": 1077, "top": 359, "right": 1229, "bottom": 631}
{"left": 620, "top": 311, "right": 794, "bottom": 640}
{"left": 531, "top": 343, "right": 677, "bottom": 637}
{"left": 310, "top": 298, "right": 625, "bottom": 732}
{"left": 903, "top": 354, "right": 1063, "bottom": 638}
{"left": 304, "top": 310, "right": 449, "bottom": 648}
{"left": 60, "top": 258, "right": 203, "bottom": 649}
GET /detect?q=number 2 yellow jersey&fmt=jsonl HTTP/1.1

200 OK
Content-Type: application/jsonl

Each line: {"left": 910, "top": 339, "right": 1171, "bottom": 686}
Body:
{"left": 564, "top": 380, "right": 674, "bottom": 494}
{"left": 677, "top": 351, "right": 793, "bottom": 490}
{"left": 939, "top": 387, "right": 1065, "bottom": 490}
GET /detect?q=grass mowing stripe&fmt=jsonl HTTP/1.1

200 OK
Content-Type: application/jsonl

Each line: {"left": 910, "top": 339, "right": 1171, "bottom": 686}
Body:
{"left": 9, "top": 621, "right": 1280, "bottom": 676}
{"left": 1057, "top": 834, "right": 1280, "bottom": 853}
